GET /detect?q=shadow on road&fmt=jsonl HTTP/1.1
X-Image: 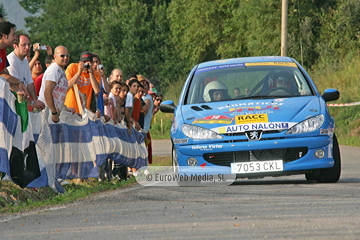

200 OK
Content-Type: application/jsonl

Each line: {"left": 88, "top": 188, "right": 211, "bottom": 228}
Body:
{"left": 230, "top": 177, "right": 359, "bottom": 186}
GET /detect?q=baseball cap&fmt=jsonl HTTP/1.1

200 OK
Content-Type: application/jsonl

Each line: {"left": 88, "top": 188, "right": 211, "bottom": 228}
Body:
{"left": 148, "top": 89, "right": 156, "bottom": 95}
{"left": 80, "top": 52, "right": 93, "bottom": 62}
{"left": 151, "top": 88, "right": 158, "bottom": 95}
{"left": 137, "top": 75, "right": 146, "bottom": 81}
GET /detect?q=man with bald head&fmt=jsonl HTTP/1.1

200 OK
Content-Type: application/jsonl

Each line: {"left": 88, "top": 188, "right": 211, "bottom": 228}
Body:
{"left": 103, "top": 68, "right": 123, "bottom": 98}
{"left": 109, "top": 68, "right": 123, "bottom": 82}
{"left": 38, "top": 46, "right": 70, "bottom": 123}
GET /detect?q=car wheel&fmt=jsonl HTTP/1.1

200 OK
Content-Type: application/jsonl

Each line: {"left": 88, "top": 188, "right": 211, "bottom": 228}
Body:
{"left": 305, "top": 172, "right": 316, "bottom": 181}
{"left": 314, "top": 134, "right": 341, "bottom": 183}
{"left": 172, "top": 144, "right": 179, "bottom": 174}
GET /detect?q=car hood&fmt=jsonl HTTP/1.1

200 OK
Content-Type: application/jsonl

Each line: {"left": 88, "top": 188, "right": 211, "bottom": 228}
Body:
{"left": 180, "top": 97, "right": 322, "bottom": 133}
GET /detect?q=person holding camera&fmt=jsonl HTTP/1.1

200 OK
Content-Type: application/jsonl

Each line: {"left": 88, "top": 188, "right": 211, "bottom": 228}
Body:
{"left": 63, "top": 51, "right": 101, "bottom": 114}
{"left": 28, "top": 43, "right": 52, "bottom": 71}
{"left": 92, "top": 52, "right": 110, "bottom": 94}
{"left": 91, "top": 52, "right": 111, "bottom": 116}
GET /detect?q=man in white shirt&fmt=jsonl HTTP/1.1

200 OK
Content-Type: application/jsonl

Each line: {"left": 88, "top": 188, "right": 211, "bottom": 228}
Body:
{"left": 38, "top": 46, "right": 70, "bottom": 123}
{"left": 7, "top": 33, "right": 44, "bottom": 110}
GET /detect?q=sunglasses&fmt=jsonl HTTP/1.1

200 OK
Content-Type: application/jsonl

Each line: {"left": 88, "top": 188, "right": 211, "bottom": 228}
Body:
{"left": 155, "top": 98, "right": 162, "bottom": 102}
{"left": 57, "top": 54, "right": 70, "bottom": 58}
{"left": 19, "top": 43, "right": 31, "bottom": 47}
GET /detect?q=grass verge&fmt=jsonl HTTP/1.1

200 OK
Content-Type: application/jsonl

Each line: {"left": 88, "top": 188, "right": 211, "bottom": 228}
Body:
{"left": 0, "top": 155, "right": 172, "bottom": 214}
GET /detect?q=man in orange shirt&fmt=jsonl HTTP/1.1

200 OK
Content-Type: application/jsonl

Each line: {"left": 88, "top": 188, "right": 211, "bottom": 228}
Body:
{"left": 63, "top": 52, "right": 100, "bottom": 114}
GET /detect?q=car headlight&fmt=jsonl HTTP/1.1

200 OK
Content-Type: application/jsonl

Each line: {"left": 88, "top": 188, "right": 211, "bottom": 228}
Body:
{"left": 286, "top": 115, "right": 324, "bottom": 134}
{"left": 182, "top": 124, "right": 223, "bottom": 139}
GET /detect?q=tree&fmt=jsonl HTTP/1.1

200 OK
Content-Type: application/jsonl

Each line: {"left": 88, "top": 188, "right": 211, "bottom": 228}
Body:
{"left": 21, "top": 0, "right": 182, "bottom": 88}
{"left": 20, "top": 0, "right": 360, "bottom": 91}
{"left": 315, "top": 0, "right": 360, "bottom": 69}
{"left": 90, "top": 0, "right": 181, "bottom": 87}
{"left": 19, "top": 0, "right": 46, "bottom": 14}
{"left": 0, "top": 3, "right": 7, "bottom": 21}
{"left": 24, "top": 0, "right": 108, "bottom": 64}
{"left": 168, "top": 0, "right": 225, "bottom": 69}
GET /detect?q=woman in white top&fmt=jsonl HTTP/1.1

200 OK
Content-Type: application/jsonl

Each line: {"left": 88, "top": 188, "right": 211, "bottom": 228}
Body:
{"left": 104, "top": 81, "right": 121, "bottom": 121}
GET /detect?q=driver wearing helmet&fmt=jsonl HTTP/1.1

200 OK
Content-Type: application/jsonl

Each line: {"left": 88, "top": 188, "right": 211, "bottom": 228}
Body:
{"left": 203, "top": 81, "right": 229, "bottom": 102}
{"left": 268, "top": 71, "right": 299, "bottom": 95}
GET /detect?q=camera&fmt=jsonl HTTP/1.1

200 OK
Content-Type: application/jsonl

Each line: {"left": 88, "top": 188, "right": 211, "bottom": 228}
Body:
{"left": 84, "top": 63, "right": 91, "bottom": 69}
{"left": 40, "top": 45, "right": 47, "bottom": 50}
{"left": 97, "top": 64, "right": 104, "bottom": 71}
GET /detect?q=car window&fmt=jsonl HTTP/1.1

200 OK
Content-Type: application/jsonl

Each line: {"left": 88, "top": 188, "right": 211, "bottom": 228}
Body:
{"left": 185, "top": 63, "right": 314, "bottom": 104}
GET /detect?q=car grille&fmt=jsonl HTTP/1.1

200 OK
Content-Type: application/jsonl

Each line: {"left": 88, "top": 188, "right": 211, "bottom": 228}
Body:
{"left": 203, "top": 147, "right": 308, "bottom": 167}
{"left": 223, "top": 130, "right": 282, "bottom": 136}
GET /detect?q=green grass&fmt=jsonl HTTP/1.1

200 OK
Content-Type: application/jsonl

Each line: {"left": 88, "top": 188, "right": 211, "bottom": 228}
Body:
{"left": 0, "top": 156, "right": 171, "bottom": 214}
{"left": 0, "top": 177, "right": 137, "bottom": 214}
{"left": 310, "top": 53, "right": 360, "bottom": 146}
{"left": 151, "top": 155, "right": 172, "bottom": 166}
{"left": 150, "top": 112, "right": 173, "bottom": 139}
{"left": 150, "top": 80, "right": 184, "bottom": 139}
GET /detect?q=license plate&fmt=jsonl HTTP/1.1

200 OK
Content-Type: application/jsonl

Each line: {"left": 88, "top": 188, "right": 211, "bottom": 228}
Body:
{"left": 231, "top": 160, "right": 283, "bottom": 174}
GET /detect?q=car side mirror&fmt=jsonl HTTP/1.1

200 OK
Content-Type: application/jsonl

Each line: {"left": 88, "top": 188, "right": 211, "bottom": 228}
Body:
{"left": 322, "top": 88, "right": 340, "bottom": 102}
{"left": 160, "top": 100, "right": 176, "bottom": 113}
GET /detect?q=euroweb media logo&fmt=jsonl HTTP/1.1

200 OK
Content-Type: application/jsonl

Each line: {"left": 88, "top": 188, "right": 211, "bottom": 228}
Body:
{"left": 135, "top": 166, "right": 236, "bottom": 187}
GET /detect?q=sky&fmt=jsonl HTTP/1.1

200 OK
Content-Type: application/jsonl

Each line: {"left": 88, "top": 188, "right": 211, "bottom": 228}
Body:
{"left": 2, "top": 0, "right": 32, "bottom": 32}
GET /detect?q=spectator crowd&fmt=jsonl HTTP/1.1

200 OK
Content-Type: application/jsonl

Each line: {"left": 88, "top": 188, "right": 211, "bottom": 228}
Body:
{"left": 0, "top": 20, "right": 163, "bottom": 185}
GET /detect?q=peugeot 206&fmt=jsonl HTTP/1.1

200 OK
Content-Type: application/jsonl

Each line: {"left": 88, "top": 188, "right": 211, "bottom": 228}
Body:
{"left": 160, "top": 56, "right": 340, "bottom": 184}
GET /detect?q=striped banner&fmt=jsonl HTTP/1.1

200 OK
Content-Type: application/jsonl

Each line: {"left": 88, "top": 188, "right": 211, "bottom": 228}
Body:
{"left": 34, "top": 108, "right": 148, "bottom": 192}
{"left": 327, "top": 102, "right": 360, "bottom": 107}
{"left": 0, "top": 78, "right": 18, "bottom": 176}
{"left": 1, "top": 78, "right": 148, "bottom": 192}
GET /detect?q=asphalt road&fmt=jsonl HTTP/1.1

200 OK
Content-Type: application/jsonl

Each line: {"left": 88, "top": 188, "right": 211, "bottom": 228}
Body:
{"left": 151, "top": 139, "right": 172, "bottom": 156}
{"left": 0, "top": 144, "right": 359, "bottom": 240}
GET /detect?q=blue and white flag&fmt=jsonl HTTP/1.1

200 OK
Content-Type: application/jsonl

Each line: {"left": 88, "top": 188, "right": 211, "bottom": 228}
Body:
{"left": 1, "top": 77, "right": 147, "bottom": 192}
{"left": 35, "top": 108, "right": 148, "bottom": 192}
{"left": 97, "top": 78, "right": 105, "bottom": 116}
{"left": 0, "top": 78, "right": 41, "bottom": 187}
{"left": 0, "top": 78, "right": 18, "bottom": 176}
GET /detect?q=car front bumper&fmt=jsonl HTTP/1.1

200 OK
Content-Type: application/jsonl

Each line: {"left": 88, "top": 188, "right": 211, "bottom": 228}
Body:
{"left": 175, "top": 135, "right": 334, "bottom": 176}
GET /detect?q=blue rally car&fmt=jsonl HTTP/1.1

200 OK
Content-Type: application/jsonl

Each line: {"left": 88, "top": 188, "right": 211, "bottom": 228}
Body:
{"left": 160, "top": 56, "right": 341, "bottom": 183}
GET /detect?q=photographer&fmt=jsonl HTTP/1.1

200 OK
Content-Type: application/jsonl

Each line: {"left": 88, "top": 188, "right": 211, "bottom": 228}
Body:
{"left": 28, "top": 43, "right": 53, "bottom": 71}
{"left": 92, "top": 53, "right": 110, "bottom": 92}
{"left": 91, "top": 53, "right": 111, "bottom": 116}
{"left": 63, "top": 52, "right": 101, "bottom": 114}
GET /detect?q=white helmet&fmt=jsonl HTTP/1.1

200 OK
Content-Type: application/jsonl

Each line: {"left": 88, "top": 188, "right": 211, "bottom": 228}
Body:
{"left": 203, "top": 81, "right": 228, "bottom": 102}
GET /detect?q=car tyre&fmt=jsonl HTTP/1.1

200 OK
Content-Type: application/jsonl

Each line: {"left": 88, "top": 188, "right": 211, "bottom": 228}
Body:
{"left": 305, "top": 172, "right": 316, "bottom": 181}
{"left": 314, "top": 134, "right": 341, "bottom": 183}
{"left": 172, "top": 144, "right": 179, "bottom": 175}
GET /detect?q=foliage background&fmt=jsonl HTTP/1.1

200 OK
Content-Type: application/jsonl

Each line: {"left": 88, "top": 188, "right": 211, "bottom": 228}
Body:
{"left": 2, "top": 0, "right": 360, "bottom": 145}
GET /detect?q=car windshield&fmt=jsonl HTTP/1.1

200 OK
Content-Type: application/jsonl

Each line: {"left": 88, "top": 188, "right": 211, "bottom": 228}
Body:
{"left": 185, "top": 62, "right": 314, "bottom": 104}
